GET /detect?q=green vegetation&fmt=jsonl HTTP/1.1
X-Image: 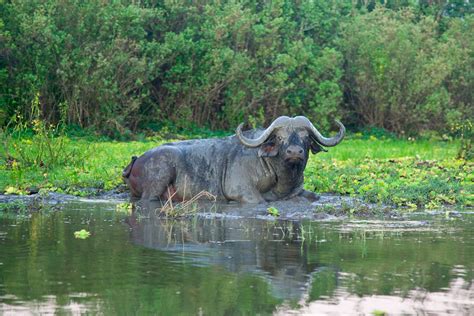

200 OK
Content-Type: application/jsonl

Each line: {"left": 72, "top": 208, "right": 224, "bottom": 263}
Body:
{"left": 341, "top": 7, "right": 473, "bottom": 135}
{"left": 74, "top": 229, "right": 91, "bottom": 239}
{"left": 306, "top": 135, "right": 473, "bottom": 208}
{"left": 1, "top": 130, "right": 472, "bottom": 210}
{"left": 267, "top": 206, "right": 280, "bottom": 217}
{"left": 1, "top": 136, "right": 151, "bottom": 195}
{"left": 1, "top": 1, "right": 472, "bottom": 136}
{"left": 116, "top": 202, "right": 133, "bottom": 215}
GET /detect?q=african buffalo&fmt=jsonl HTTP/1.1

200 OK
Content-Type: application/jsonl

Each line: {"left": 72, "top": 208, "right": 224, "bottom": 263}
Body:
{"left": 123, "top": 116, "right": 345, "bottom": 203}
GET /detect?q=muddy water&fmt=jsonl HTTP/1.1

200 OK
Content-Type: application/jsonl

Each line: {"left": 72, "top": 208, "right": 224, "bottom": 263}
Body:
{"left": 0, "top": 198, "right": 473, "bottom": 315}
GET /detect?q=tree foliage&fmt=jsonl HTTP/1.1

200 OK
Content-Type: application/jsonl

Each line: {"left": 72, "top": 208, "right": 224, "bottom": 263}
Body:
{"left": 341, "top": 7, "right": 473, "bottom": 134}
{"left": 0, "top": 0, "right": 472, "bottom": 136}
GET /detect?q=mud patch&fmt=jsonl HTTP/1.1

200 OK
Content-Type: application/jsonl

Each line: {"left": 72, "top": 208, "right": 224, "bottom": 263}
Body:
{"left": 1, "top": 190, "right": 390, "bottom": 220}
{"left": 131, "top": 193, "right": 396, "bottom": 221}
{"left": 0, "top": 191, "right": 463, "bottom": 221}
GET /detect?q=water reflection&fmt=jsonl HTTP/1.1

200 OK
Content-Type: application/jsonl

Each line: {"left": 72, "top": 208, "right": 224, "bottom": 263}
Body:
{"left": 0, "top": 200, "right": 473, "bottom": 315}
{"left": 277, "top": 276, "right": 474, "bottom": 315}
{"left": 128, "top": 208, "right": 474, "bottom": 314}
{"left": 1, "top": 293, "right": 102, "bottom": 315}
{"left": 127, "top": 210, "right": 319, "bottom": 300}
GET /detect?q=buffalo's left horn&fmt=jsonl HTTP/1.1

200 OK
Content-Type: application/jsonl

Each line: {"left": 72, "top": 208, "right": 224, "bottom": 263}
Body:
{"left": 236, "top": 116, "right": 291, "bottom": 147}
{"left": 292, "top": 116, "right": 345, "bottom": 147}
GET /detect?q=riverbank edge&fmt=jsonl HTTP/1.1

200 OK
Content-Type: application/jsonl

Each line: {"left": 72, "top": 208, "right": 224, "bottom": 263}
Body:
{"left": 0, "top": 190, "right": 470, "bottom": 221}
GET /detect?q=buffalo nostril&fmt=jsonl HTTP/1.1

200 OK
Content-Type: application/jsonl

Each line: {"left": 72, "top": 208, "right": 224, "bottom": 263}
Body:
{"left": 287, "top": 147, "right": 303, "bottom": 155}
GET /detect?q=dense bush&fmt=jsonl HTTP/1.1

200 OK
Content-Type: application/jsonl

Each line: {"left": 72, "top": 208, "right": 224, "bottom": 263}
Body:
{"left": 145, "top": 1, "right": 349, "bottom": 131}
{"left": 0, "top": 1, "right": 472, "bottom": 135}
{"left": 0, "top": 1, "right": 163, "bottom": 135}
{"left": 341, "top": 7, "right": 473, "bottom": 135}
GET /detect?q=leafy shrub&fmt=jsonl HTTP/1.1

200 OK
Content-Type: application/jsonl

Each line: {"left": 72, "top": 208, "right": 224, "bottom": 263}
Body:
{"left": 0, "top": 1, "right": 472, "bottom": 135}
{"left": 1, "top": 94, "right": 90, "bottom": 172}
{"left": 1, "top": 1, "right": 164, "bottom": 135}
{"left": 1, "top": 1, "right": 346, "bottom": 133}
{"left": 340, "top": 7, "right": 473, "bottom": 135}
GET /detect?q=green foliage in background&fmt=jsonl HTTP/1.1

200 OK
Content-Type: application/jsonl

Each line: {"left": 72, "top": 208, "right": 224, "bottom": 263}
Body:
{"left": 0, "top": 0, "right": 348, "bottom": 135}
{"left": 341, "top": 7, "right": 473, "bottom": 135}
{"left": 1, "top": 1, "right": 163, "bottom": 136}
{"left": 1, "top": 1, "right": 471, "bottom": 135}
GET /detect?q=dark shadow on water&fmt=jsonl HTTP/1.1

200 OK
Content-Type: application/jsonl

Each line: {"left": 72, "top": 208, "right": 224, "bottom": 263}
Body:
{"left": 127, "top": 202, "right": 474, "bottom": 314}
{"left": 127, "top": 209, "right": 324, "bottom": 300}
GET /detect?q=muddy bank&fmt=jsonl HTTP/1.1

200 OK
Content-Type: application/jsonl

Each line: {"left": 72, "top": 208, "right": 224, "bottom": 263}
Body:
{"left": 133, "top": 194, "right": 399, "bottom": 220}
{"left": 0, "top": 190, "right": 129, "bottom": 205}
{"left": 0, "top": 189, "right": 400, "bottom": 220}
{"left": 2, "top": 189, "right": 469, "bottom": 220}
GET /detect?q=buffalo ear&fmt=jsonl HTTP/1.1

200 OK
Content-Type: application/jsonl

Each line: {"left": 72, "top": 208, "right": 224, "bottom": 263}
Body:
{"left": 258, "top": 141, "right": 279, "bottom": 157}
{"left": 310, "top": 139, "right": 327, "bottom": 154}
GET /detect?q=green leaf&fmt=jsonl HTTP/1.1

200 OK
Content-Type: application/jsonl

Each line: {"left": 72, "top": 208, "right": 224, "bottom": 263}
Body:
{"left": 74, "top": 229, "right": 91, "bottom": 239}
{"left": 267, "top": 206, "right": 280, "bottom": 217}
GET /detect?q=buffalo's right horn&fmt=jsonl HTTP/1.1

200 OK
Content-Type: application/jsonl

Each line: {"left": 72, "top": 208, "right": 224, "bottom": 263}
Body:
{"left": 292, "top": 116, "right": 345, "bottom": 147}
{"left": 236, "top": 116, "right": 291, "bottom": 147}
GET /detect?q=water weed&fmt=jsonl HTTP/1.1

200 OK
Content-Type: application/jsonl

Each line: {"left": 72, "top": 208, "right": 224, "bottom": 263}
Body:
{"left": 267, "top": 206, "right": 280, "bottom": 217}
{"left": 306, "top": 156, "right": 472, "bottom": 208}
{"left": 74, "top": 229, "right": 91, "bottom": 239}
{"left": 116, "top": 202, "right": 133, "bottom": 215}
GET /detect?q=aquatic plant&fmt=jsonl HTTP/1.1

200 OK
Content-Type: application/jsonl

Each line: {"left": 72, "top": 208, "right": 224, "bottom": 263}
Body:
{"left": 74, "top": 229, "right": 91, "bottom": 239}
{"left": 116, "top": 202, "right": 133, "bottom": 215}
{"left": 267, "top": 207, "right": 280, "bottom": 217}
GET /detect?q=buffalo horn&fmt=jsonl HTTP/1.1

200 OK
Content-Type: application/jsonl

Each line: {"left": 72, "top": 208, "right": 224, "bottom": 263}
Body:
{"left": 292, "top": 116, "right": 345, "bottom": 147}
{"left": 236, "top": 116, "right": 345, "bottom": 147}
{"left": 236, "top": 116, "right": 291, "bottom": 147}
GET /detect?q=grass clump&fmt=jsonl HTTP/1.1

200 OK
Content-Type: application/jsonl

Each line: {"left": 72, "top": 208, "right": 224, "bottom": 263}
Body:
{"left": 160, "top": 190, "right": 216, "bottom": 218}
